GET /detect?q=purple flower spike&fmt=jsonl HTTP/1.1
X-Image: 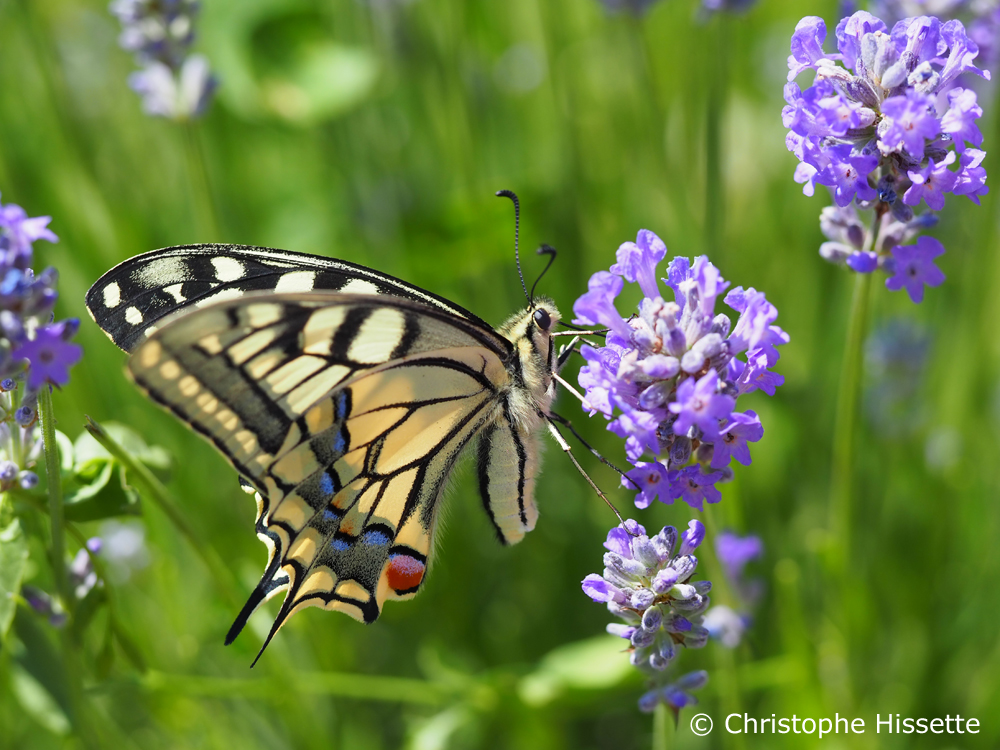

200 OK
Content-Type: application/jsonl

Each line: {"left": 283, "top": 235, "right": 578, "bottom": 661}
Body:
{"left": 11, "top": 325, "right": 83, "bottom": 390}
{"left": 669, "top": 371, "right": 735, "bottom": 442}
{"left": 711, "top": 411, "right": 764, "bottom": 469}
{"left": 783, "top": 9, "right": 989, "bottom": 296}
{"left": 584, "top": 520, "right": 713, "bottom": 690}
{"left": 886, "top": 236, "right": 946, "bottom": 303}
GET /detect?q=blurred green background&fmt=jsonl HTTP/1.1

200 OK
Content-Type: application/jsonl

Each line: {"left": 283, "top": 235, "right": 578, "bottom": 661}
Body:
{"left": 2, "top": 0, "right": 1000, "bottom": 747}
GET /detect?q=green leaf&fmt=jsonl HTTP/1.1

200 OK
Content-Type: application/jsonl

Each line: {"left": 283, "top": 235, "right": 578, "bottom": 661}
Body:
{"left": 10, "top": 663, "right": 71, "bottom": 736}
{"left": 69, "top": 584, "right": 106, "bottom": 641}
{"left": 13, "top": 612, "right": 72, "bottom": 725}
{"left": 64, "top": 461, "right": 140, "bottom": 522}
{"left": 73, "top": 422, "right": 171, "bottom": 474}
{"left": 0, "top": 513, "right": 29, "bottom": 643}
{"left": 517, "top": 636, "right": 636, "bottom": 707}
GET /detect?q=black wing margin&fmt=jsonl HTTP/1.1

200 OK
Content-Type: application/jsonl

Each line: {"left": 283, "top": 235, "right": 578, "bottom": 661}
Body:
{"left": 85, "top": 243, "right": 494, "bottom": 353}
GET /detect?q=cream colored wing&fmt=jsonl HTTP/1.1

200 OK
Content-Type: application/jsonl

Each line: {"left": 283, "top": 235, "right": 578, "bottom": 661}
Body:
{"left": 127, "top": 292, "right": 512, "bottom": 660}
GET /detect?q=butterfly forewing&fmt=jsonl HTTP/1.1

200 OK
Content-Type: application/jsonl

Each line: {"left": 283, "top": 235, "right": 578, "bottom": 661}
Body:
{"left": 87, "top": 244, "right": 560, "bottom": 658}
{"left": 86, "top": 244, "right": 491, "bottom": 353}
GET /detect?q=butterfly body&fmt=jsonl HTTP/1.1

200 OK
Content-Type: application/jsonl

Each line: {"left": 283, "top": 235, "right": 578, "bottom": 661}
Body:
{"left": 86, "top": 244, "right": 560, "bottom": 654}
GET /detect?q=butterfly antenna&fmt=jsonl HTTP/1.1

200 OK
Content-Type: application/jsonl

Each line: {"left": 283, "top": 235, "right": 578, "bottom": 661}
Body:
{"left": 529, "top": 244, "right": 558, "bottom": 304}
{"left": 496, "top": 189, "right": 530, "bottom": 305}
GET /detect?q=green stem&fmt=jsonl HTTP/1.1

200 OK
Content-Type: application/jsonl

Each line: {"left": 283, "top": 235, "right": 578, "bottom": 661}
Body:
{"left": 38, "top": 387, "right": 69, "bottom": 606}
{"left": 652, "top": 702, "right": 672, "bottom": 750}
{"left": 84, "top": 417, "right": 241, "bottom": 608}
{"left": 705, "top": 18, "right": 728, "bottom": 260}
{"left": 182, "top": 123, "right": 222, "bottom": 240}
{"left": 828, "top": 271, "right": 874, "bottom": 577}
{"left": 38, "top": 389, "right": 100, "bottom": 747}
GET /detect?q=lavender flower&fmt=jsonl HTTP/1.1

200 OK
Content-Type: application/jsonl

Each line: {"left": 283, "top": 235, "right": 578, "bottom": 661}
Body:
{"left": 702, "top": 530, "right": 763, "bottom": 648}
{"left": 574, "top": 233, "right": 786, "bottom": 510}
{"left": 865, "top": 318, "right": 930, "bottom": 434}
{"left": 638, "top": 670, "right": 709, "bottom": 715}
{"left": 872, "top": 1, "right": 1000, "bottom": 77}
{"left": 583, "top": 519, "right": 711, "bottom": 711}
{"left": 22, "top": 538, "right": 102, "bottom": 626}
{"left": 582, "top": 520, "right": 711, "bottom": 663}
{"left": 110, "top": 0, "right": 218, "bottom": 119}
{"left": 785, "top": 11, "right": 990, "bottom": 303}
{"left": 0, "top": 194, "right": 82, "bottom": 488}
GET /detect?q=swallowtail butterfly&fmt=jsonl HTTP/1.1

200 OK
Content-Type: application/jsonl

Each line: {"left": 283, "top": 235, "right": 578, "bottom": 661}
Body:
{"left": 86, "top": 236, "right": 565, "bottom": 659}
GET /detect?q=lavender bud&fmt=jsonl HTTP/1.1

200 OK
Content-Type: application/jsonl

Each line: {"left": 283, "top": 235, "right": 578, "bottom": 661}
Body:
{"left": 630, "top": 587, "right": 656, "bottom": 610}
{"left": 695, "top": 442, "right": 713, "bottom": 465}
{"left": 0, "top": 461, "right": 17, "bottom": 482}
{"left": 0, "top": 378, "right": 16, "bottom": 391}
{"left": 683, "top": 626, "right": 710, "bottom": 649}
{"left": 15, "top": 406, "right": 35, "bottom": 427}
{"left": 651, "top": 526, "right": 677, "bottom": 561}
{"left": 652, "top": 567, "right": 680, "bottom": 594}
{"left": 641, "top": 606, "right": 664, "bottom": 632}
{"left": 632, "top": 537, "right": 661, "bottom": 569}
{"left": 18, "top": 471, "right": 38, "bottom": 489}
{"left": 663, "top": 614, "right": 692, "bottom": 633}
{"left": 607, "top": 623, "right": 636, "bottom": 640}
{"left": 658, "top": 639, "right": 676, "bottom": 663}
{"left": 648, "top": 651, "right": 670, "bottom": 671}
{"left": 669, "top": 555, "right": 698, "bottom": 583}
{"left": 669, "top": 436, "right": 691, "bottom": 468}
{"left": 604, "top": 552, "right": 646, "bottom": 580}
{"left": 631, "top": 627, "right": 657, "bottom": 649}
{"left": 710, "top": 313, "right": 731, "bottom": 338}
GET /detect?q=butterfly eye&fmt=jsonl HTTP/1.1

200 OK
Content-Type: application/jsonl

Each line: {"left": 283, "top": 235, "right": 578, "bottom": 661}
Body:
{"left": 533, "top": 308, "right": 551, "bottom": 331}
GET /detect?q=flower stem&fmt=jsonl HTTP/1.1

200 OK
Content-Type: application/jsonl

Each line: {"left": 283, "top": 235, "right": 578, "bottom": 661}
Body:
{"left": 652, "top": 702, "right": 672, "bottom": 750}
{"left": 84, "top": 417, "right": 241, "bottom": 608}
{"left": 828, "top": 271, "right": 874, "bottom": 578}
{"left": 705, "top": 17, "right": 728, "bottom": 260}
{"left": 38, "top": 389, "right": 101, "bottom": 747}
{"left": 38, "top": 387, "right": 69, "bottom": 606}
{"left": 183, "top": 122, "right": 222, "bottom": 241}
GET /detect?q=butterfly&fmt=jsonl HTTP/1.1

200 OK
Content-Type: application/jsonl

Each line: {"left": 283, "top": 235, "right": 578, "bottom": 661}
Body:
{"left": 85, "top": 214, "right": 573, "bottom": 661}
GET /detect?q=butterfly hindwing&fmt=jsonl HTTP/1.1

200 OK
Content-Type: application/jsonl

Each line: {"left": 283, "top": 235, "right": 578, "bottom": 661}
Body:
{"left": 85, "top": 244, "right": 491, "bottom": 353}
{"left": 127, "top": 291, "right": 516, "bottom": 651}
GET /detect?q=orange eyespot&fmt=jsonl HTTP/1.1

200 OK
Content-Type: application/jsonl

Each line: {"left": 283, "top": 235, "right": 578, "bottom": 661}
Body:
{"left": 387, "top": 554, "right": 425, "bottom": 592}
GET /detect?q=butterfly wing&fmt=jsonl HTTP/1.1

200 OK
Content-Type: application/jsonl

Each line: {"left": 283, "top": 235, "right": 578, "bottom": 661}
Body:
{"left": 85, "top": 244, "right": 491, "bottom": 353}
{"left": 127, "top": 291, "right": 515, "bottom": 657}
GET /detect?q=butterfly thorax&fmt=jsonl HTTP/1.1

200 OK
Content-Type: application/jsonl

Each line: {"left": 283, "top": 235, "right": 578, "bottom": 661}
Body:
{"left": 495, "top": 295, "right": 561, "bottom": 433}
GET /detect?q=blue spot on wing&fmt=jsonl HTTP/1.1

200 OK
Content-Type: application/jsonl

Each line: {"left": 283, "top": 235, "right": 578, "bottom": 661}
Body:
{"left": 331, "top": 538, "right": 350, "bottom": 552}
{"left": 362, "top": 530, "right": 390, "bottom": 546}
{"left": 331, "top": 430, "right": 347, "bottom": 456}
{"left": 320, "top": 472, "right": 335, "bottom": 496}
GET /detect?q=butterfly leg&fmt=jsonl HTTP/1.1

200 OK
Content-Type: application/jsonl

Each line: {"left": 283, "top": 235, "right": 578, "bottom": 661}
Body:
{"left": 544, "top": 418, "right": 628, "bottom": 527}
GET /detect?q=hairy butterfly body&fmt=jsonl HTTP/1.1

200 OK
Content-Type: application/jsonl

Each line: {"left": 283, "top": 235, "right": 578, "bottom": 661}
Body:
{"left": 86, "top": 243, "right": 560, "bottom": 659}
